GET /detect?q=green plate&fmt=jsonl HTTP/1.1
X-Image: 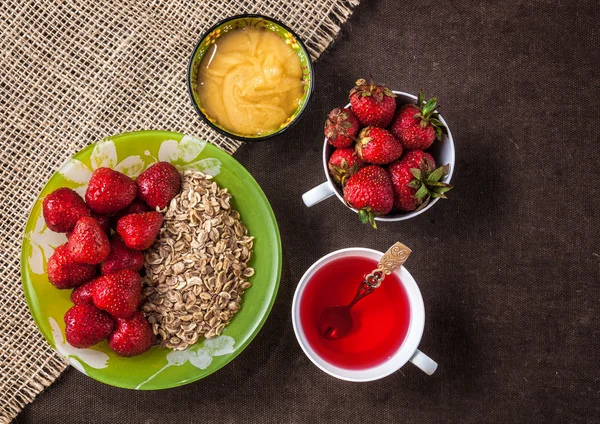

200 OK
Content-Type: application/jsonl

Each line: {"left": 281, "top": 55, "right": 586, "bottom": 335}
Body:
{"left": 21, "top": 130, "right": 281, "bottom": 390}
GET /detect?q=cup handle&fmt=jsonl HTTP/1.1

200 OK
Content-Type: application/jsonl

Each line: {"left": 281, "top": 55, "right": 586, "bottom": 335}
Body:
{"left": 302, "top": 182, "right": 335, "bottom": 207}
{"left": 409, "top": 349, "right": 438, "bottom": 375}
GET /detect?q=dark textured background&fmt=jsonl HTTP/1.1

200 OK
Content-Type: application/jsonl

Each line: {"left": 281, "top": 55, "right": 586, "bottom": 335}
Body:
{"left": 16, "top": 0, "right": 600, "bottom": 422}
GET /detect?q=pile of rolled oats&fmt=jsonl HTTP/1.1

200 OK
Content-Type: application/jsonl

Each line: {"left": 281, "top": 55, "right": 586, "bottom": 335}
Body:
{"left": 142, "top": 170, "right": 254, "bottom": 350}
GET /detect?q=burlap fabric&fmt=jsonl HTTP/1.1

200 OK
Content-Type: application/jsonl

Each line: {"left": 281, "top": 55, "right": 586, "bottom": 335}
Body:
{"left": 0, "top": 1, "right": 359, "bottom": 422}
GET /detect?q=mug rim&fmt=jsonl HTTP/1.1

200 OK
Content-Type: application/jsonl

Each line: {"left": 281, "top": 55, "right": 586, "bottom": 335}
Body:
{"left": 321, "top": 91, "right": 455, "bottom": 221}
{"left": 291, "top": 247, "right": 425, "bottom": 382}
{"left": 186, "top": 13, "right": 315, "bottom": 142}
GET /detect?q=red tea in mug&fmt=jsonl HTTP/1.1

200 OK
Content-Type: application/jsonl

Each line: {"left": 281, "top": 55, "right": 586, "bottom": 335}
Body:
{"left": 299, "top": 256, "right": 411, "bottom": 370}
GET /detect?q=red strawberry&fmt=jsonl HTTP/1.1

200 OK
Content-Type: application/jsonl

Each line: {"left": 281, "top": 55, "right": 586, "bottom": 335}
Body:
{"left": 389, "top": 91, "right": 446, "bottom": 150}
{"left": 43, "top": 188, "right": 90, "bottom": 233}
{"left": 91, "top": 212, "right": 111, "bottom": 234}
{"left": 67, "top": 217, "right": 110, "bottom": 264}
{"left": 108, "top": 311, "right": 154, "bottom": 357}
{"left": 328, "top": 147, "right": 365, "bottom": 185}
{"left": 100, "top": 236, "right": 145, "bottom": 275}
{"left": 324, "top": 107, "right": 360, "bottom": 148}
{"left": 47, "top": 244, "right": 96, "bottom": 289}
{"left": 343, "top": 166, "right": 394, "bottom": 228}
{"left": 349, "top": 78, "right": 397, "bottom": 127}
{"left": 71, "top": 278, "right": 97, "bottom": 305}
{"left": 116, "top": 212, "right": 163, "bottom": 251}
{"left": 388, "top": 150, "right": 453, "bottom": 212}
{"left": 136, "top": 162, "right": 181, "bottom": 209}
{"left": 64, "top": 303, "right": 114, "bottom": 348}
{"left": 93, "top": 269, "right": 142, "bottom": 318}
{"left": 110, "top": 200, "right": 151, "bottom": 229}
{"left": 355, "top": 127, "right": 403, "bottom": 165}
{"left": 85, "top": 167, "right": 137, "bottom": 214}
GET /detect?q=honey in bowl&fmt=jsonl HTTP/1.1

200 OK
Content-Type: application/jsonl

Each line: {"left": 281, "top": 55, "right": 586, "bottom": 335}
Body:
{"left": 196, "top": 27, "right": 304, "bottom": 136}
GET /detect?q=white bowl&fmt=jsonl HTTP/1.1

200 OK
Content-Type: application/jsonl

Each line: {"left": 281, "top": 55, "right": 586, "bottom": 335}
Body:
{"left": 302, "top": 91, "right": 455, "bottom": 222}
{"left": 291, "top": 247, "right": 438, "bottom": 381}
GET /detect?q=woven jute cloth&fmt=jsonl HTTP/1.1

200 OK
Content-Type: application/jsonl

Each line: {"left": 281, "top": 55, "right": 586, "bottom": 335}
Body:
{"left": 0, "top": 1, "right": 358, "bottom": 422}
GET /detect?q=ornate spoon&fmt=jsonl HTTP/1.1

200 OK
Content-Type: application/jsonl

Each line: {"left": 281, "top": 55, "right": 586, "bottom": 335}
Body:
{"left": 318, "top": 242, "right": 411, "bottom": 340}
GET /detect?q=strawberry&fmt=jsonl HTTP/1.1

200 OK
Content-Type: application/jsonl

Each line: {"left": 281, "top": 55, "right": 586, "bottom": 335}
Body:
{"left": 85, "top": 167, "right": 137, "bottom": 214}
{"left": 67, "top": 217, "right": 110, "bottom": 264}
{"left": 100, "top": 236, "right": 145, "bottom": 275}
{"left": 116, "top": 212, "right": 163, "bottom": 251}
{"left": 136, "top": 162, "right": 181, "bottom": 209}
{"left": 324, "top": 107, "right": 360, "bottom": 148}
{"left": 71, "top": 278, "right": 97, "bottom": 305}
{"left": 110, "top": 200, "right": 151, "bottom": 229}
{"left": 42, "top": 188, "right": 90, "bottom": 233}
{"left": 389, "top": 91, "right": 446, "bottom": 150}
{"left": 349, "top": 78, "right": 397, "bottom": 127}
{"left": 91, "top": 212, "right": 111, "bottom": 234}
{"left": 355, "top": 127, "right": 403, "bottom": 165}
{"left": 47, "top": 244, "right": 96, "bottom": 289}
{"left": 64, "top": 303, "right": 114, "bottom": 348}
{"left": 343, "top": 166, "right": 394, "bottom": 228}
{"left": 93, "top": 269, "right": 142, "bottom": 318}
{"left": 108, "top": 311, "right": 154, "bottom": 357}
{"left": 328, "top": 147, "right": 365, "bottom": 185}
{"left": 388, "top": 150, "right": 453, "bottom": 212}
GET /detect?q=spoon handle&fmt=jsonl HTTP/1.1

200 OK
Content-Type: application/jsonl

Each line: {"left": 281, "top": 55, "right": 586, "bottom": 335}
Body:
{"left": 377, "top": 242, "right": 412, "bottom": 275}
{"left": 347, "top": 242, "right": 412, "bottom": 308}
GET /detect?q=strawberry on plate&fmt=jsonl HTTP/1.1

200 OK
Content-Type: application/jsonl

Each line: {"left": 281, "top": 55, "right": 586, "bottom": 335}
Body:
{"left": 68, "top": 217, "right": 110, "bottom": 264}
{"left": 108, "top": 311, "right": 154, "bottom": 357}
{"left": 349, "top": 78, "right": 397, "bottom": 127}
{"left": 85, "top": 167, "right": 137, "bottom": 214}
{"left": 328, "top": 147, "right": 365, "bottom": 186}
{"left": 91, "top": 212, "right": 111, "bottom": 234}
{"left": 116, "top": 211, "right": 163, "bottom": 251}
{"left": 388, "top": 150, "right": 453, "bottom": 212}
{"left": 389, "top": 90, "right": 446, "bottom": 150}
{"left": 324, "top": 107, "right": 360, "bottom": 148}
{"left": 43, "top": 188, "right": 90, "bottom": 233}
{"left": 100, "top": 236, "right": 145, "bottom": 275}
{"left": 343, "top": 165, "right": 394, "bottom": 229}
{"left": 71, "top": 278, "right": 97, "bottom": 305}
{"left": 136, "top": 162, "right": 181, "bottom": 209}
{"left": 355, "top": 127, "right": 403, "bottom": 165}
{"left": 93, "top": 269, "right": 142, "bottom": 318}
{"left": 47, "top": 243, "right": 96, "bottom": 289}
{"left": 64, "top": 303, "right": 114, "bottom": 348}
{"left": 110, "top": 200, "right": 151, "bottom": 229}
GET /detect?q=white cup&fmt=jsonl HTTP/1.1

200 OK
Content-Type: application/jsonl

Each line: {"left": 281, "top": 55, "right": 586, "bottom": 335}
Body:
{"left": 302, "top": 91, "right": 455, "bottom": 222}
{"left": 292, "top": 247, "right": 438, "bottom": 381}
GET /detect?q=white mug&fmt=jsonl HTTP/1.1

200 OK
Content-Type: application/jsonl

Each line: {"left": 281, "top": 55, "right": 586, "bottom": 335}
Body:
{"left": 292, "top": 247, "right": 438, "bottom": 381}
{"left": 302, "top": 91, "right": 455, "bottom": 222}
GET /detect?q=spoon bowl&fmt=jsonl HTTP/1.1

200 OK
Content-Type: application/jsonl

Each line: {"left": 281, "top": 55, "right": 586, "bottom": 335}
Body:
{"left": 318, "top": 305, "right": 353, "bottom": 339}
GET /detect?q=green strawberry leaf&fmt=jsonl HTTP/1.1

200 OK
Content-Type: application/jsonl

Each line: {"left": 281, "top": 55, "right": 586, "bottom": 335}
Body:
{"left": 414, "top": 184, "right": 429, "bottom": 199}
{"left": 414, "top": 195, "right": 431, "bottom": 212}
{"left": 431, "top": 192, "right": 448, "bottom": 199}
{"left": 426, "top": 181, "right": 451, "bottom": 188}
{"left": 358, "top": 209, "right": 369, "bottom": 224}
{"left": 432, "top": 186, "right": 453, "bottom": 194}
{"left": 417, "top": 90, "right": 424, "bottom": 106}
{"left": 434, "top": 126, "right": 443, "bottom": 141}
{"left": 407, "top": 180, "right": 421, "bottom": 190}
{"left": 427, "top": 166, "right": 446, "bottom": 182}
{"left": 421, "top": 97, "right": 438, "bottom": 117}
{"left": 410, "top": 168, "right": 421, "bottom": 180}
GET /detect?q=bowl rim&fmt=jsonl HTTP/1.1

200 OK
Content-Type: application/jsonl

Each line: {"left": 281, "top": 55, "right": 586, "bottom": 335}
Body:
{"left": 186, "top": 13, "right": 315, "bottom": 142}
{"left": 291, "top": 247, "right": 426, "bottom": 382}
{"left": 322, "top": 90, "right": 455, "bottom": 221}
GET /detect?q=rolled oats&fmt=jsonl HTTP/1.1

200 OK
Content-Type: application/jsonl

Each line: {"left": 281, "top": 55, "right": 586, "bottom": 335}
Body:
{"left": 142, "top": 171, "right": 254, "bottom": 350}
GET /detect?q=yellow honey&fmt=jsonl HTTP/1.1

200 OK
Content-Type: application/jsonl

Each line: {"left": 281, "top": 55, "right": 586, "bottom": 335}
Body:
{"left": 197, "top": 28, "right": 304, "bottom": 136}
